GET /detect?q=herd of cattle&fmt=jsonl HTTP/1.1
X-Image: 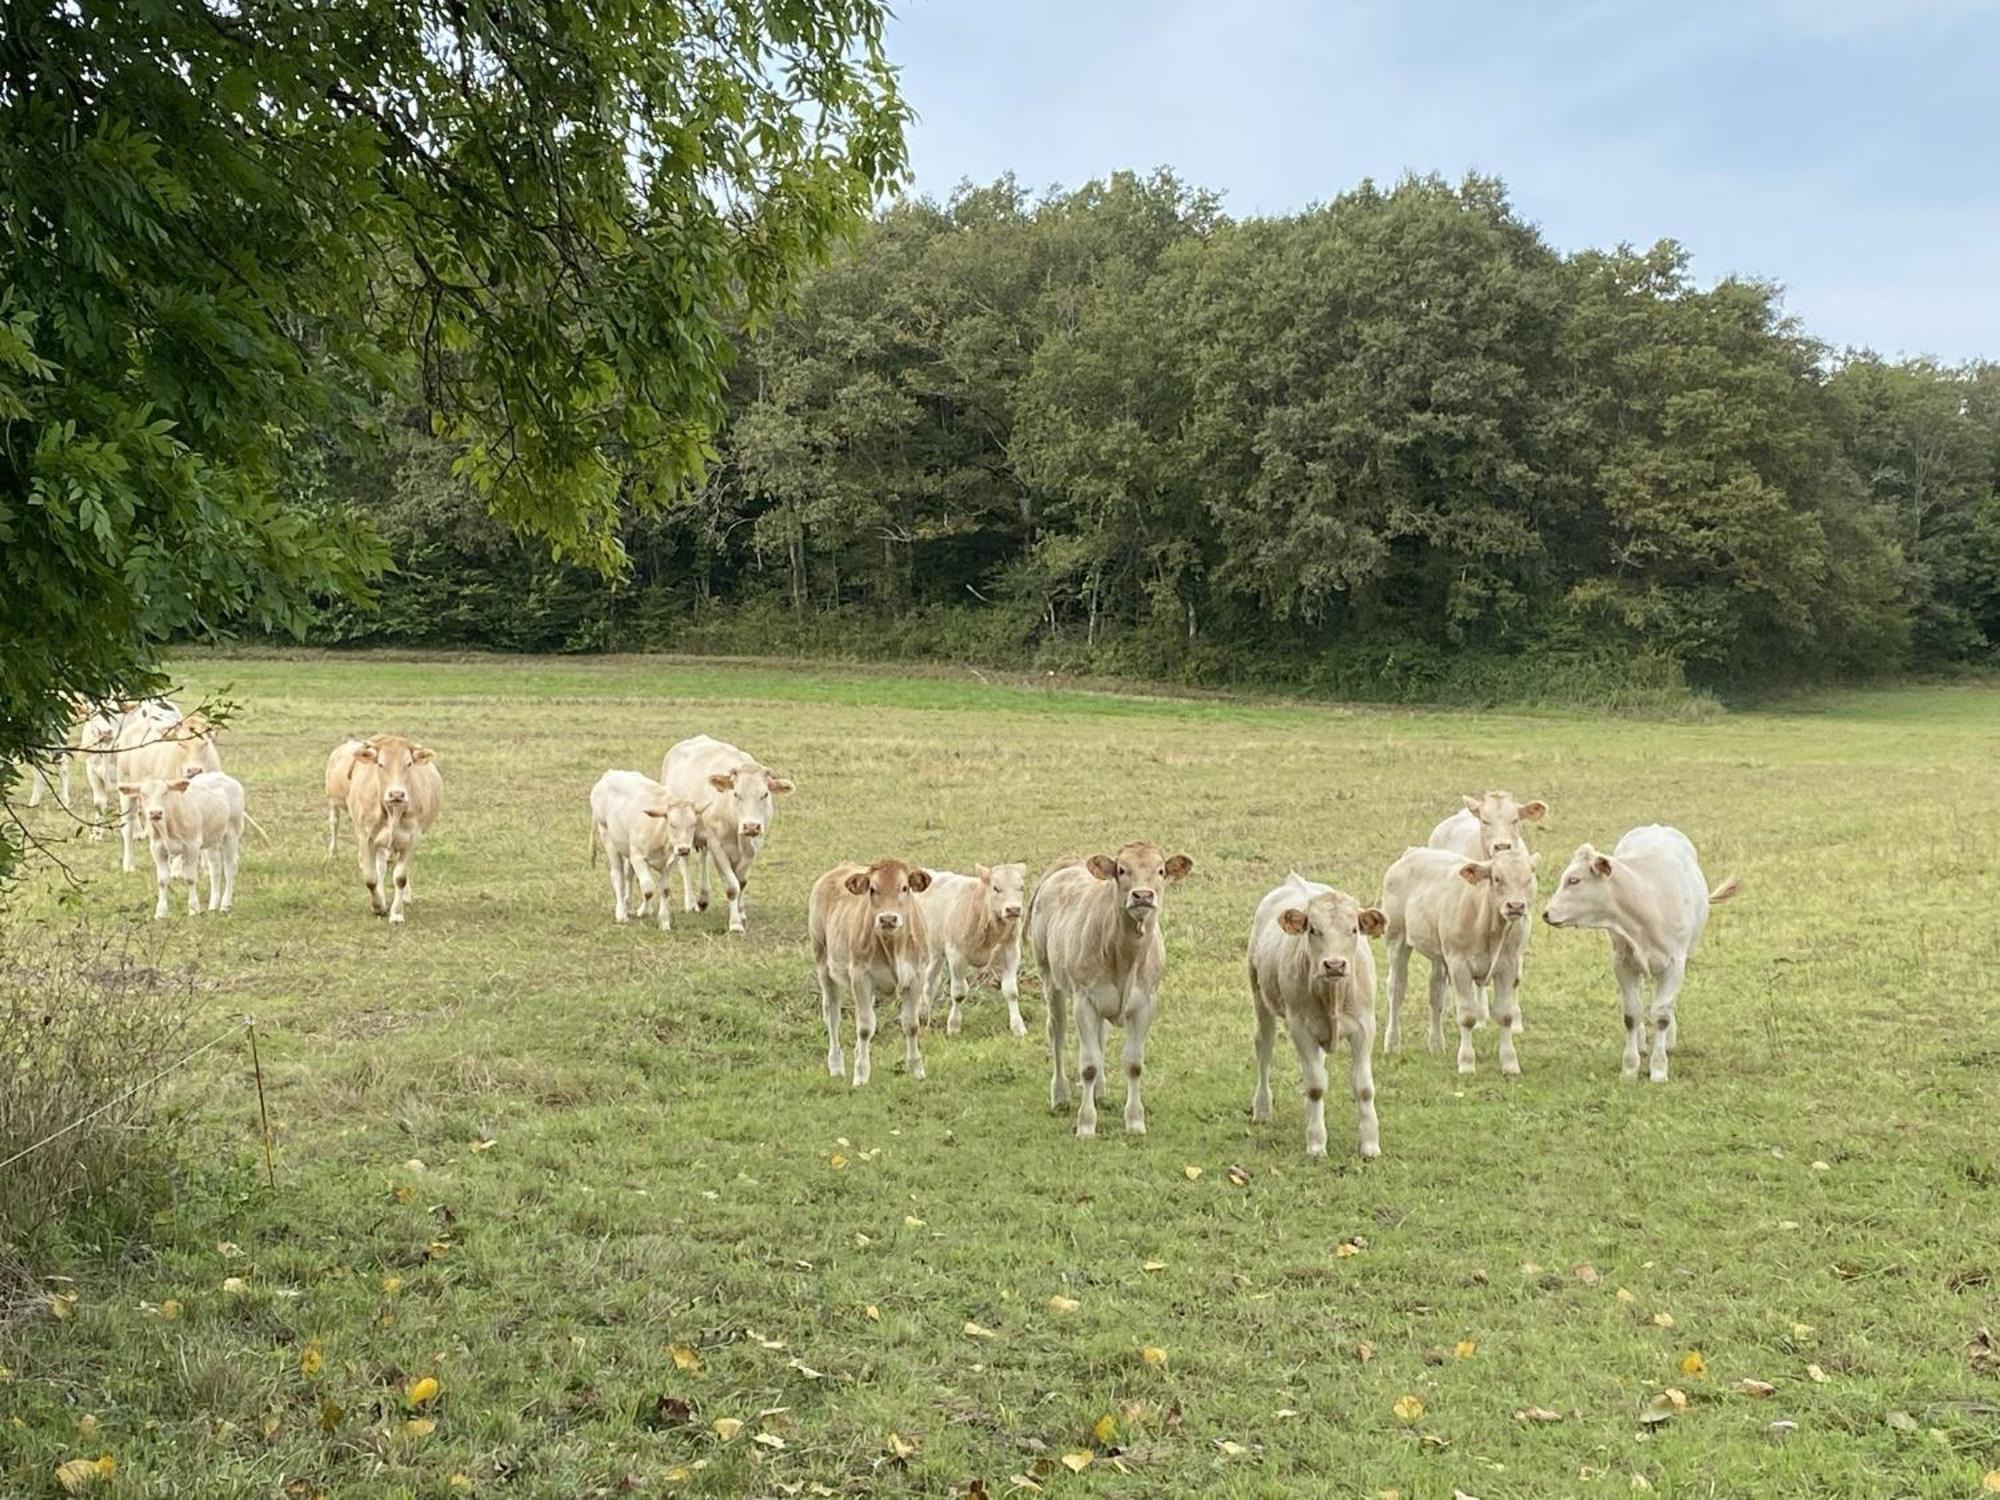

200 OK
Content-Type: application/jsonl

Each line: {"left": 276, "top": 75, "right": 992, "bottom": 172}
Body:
{"left": 22, "top": 701, "right": 1741, "bottom": 1157}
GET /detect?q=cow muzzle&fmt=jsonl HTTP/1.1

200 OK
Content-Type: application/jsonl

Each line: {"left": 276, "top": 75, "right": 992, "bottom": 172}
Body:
{"left": 674, "top": 845, "right": 694, "bottom": 858}
{"left": 384, "top": 787, "right": 408, "bottom": 806}
{"left": 1503, "top": 901, "right": 1528, "bottom": 920}
{"left": 740, "top": 822, "right": 764, "bottom": 840}
{"left": 1127, "top": 889, "right": 1157, "bottom": 911}
{"left": 1321, "top": 957, "right": 1349, "bottom": 979}
{"left": 876, "top": 912, "right": 902, "bottom": 931}
{"left": 1001, "top": 904, "right": 1023, "bottom": 921}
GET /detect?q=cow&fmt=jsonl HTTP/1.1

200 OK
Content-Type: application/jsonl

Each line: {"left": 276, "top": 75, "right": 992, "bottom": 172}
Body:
{"left": 1381, "top": 844, "right": 1537, "bottom": 1075}
{"left": 1428, "top": 791, "right": 1547, "bottom": 1032}
{"left": 1542, "top": 825, "right": 1740, "bottom": 1083}
{"left": 587, "top": 770, "right": 706, "bottom": 929}
{"left": 344, "top": 735, "right": 441, "bottom": 923}
{"left": 1248, "top": 874, "right": 1387, "bottom": 1158}
{"left": 23, "top": 695, "right": 94, "bottom": 811}
{"left": 1029, "top": 841, "right": 1194, "bottom": 1138}
{"left": 324, "top": 739, "right": 366, "bottom": 857}
{"left": 77, "top": 706, "right": 123, "bottom": 840}
{"left": 809, "top": 858, "right": 933, "bottom": 1086}
{"left": 659, "top": 734, "right": 793, "bottom": 934}
{"left": 115, "top": 710, "right": 220, "bottom": 872}
{"left": 915, "top": 862, "right": 1031, "bottom": 1037}
{"left": 117, "top": 768, "right": 242, "bottom": 918}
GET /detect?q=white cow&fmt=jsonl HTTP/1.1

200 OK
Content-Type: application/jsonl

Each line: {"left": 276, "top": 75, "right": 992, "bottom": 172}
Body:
{"left": 1381, "top": 844, "right": 1537, "bottom": 1075}
{"left": 1542, "top": 825, "right": 1740, "bottom": 1082}
{"left": 118, "top": 769, "right": 242, "bottom": 918}
{"left": 1428, "top": 790, "right": 1549, "bottom": 860}
{"left": 115, "top": 710, "right": 219, "bottom": 872}
{"left": 587, "top": 770, "right": 706, "bottom": 929}
{"left": 1247, "top": 874, "right": 1386, "bottom": 1158}
{"left": 916, "top": 862, "right": 1030, "bottom": 1037}
{"left": 659, "top": 735, "right": 793, "bottom": 934}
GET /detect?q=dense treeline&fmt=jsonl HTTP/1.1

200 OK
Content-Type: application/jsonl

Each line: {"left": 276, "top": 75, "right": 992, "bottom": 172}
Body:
{"left": 310, "top": 172, "right": 2000, "bottom": 699}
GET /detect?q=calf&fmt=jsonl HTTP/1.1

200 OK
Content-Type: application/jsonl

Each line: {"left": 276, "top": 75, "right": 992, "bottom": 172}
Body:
{"left": 810, "top": 859, "right": 933, "bottom": 1085}
{"left": 1248, "top": 874, "right": 1387, "bottom": 1158}
{"left": 660, "top": 734, "right": 794, "bottom": 934}
{"left": 1029, "top": 841, "right": 1194, "bottom": 1138}
{"left": 1381, "top": 844, "right": 1536, "bottom": 1075}
{"left": 1427, "top": 790, "right": 1549, "bottom": 860}
{"left": 345, "top": 735, "right": 442, "bottom": 923}
{"left": 1542, "top": 825, "right": 1739, "bottom": 1082}
{"left": 73, "top": 706, "right": 122, "bottom": 840}
{"left": 117, "top": 770, "right": 241, "bottom": 918}
{"left": 116, "top": 711, "right": 220, "bottom": 872}
{"left": 324, "top": 739, "right": 366, "bottom": 856}
{"left": 916, "top": 862, "right": 1030, "bottom": 1037}
{"left": 588, "top": 770, "right": 706, "bottom": 929}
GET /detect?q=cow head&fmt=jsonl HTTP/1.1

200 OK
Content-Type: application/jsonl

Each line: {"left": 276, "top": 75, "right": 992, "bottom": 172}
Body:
{"left": 1276, "top": 887, "right": 1386, "bottom": 983}
{"left": 1458, "top": 844, "right": 1537, "bottom": 922}
{"left": 1085, "top": 841, "right": 1193, "bottom": 926}
{"left": 1543, "top": 843, "right": 1616, "bottom": 928}
{"left": 645, "top": 799, "right": 708, "bottom": 859}
{"left": 118, "top": 775, "right": 190, "bottom": 831}
{"left": 355, "top": 736, "right": 434, "bottom": 810}
{"left": 976, "top": 861, "right": 1030, "bottom": 925}
{"left": 843, "top": 858, "right": 931, "bottom": 934}
{"left": 1460, "top": 790, "right": 1548, "bottom": 855}
{"left": 706, "top": 763, "right": 792, "bottom": 844}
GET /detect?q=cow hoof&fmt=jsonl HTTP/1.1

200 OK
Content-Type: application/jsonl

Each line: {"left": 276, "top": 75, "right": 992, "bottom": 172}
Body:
{"left": 697, "top": 896, "right": 710, "bottom": 912}
{"left": 1009, "top": 1019, "right": 1028, "bottom": 1039}
{"left": 1306, "top": 1143, "right": 1327, "bottom": 1159}
{"left": 1125, "top": 1120, "right": 1146, "bottom": 1136}
{"left": 729, "top": 923, "right": 746, "bottom": 935}
{"left": 1502, "top": 1061, "right": 1522, "bottom": 1078}
{"left": 944, "top": 1017, "right": 961, "bottom": 1037}
{"left": 909, "top": 1063, "right": 926, "bottom": 1081}
{"left": 1359, "top": 1141, "right": 1381, "bottom": 1160}
{"left": 1075, "top": 1122, "right": 1096, "bottom": 1139}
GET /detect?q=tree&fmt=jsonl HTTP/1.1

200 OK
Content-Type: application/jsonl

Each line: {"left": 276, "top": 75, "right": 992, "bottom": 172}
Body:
{"left": 0, "top": 0, "right": 906, "bottom": 871}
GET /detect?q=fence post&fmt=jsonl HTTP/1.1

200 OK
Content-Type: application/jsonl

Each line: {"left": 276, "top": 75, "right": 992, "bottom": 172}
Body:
{"left": 246, "top": 1017, "right": 277, "bottom": 1189}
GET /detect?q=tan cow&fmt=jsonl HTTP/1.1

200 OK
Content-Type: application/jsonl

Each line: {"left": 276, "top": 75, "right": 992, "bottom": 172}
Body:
{"left": 1427, "top": 790, "right": 1549, "bottom": 861}
{"left": 115, "top": 711, "right": 221, "bottom": 872}
{"left": 587, "top": 769, "right": 706, "bottom": 929}
{"left": 810, "top": 858, "right": 933, "bottom": 1086}
{"left": 345, "top": 735, "right": 441, "bottom": 923}
{"left": 916, "top": 862, "right": 1030, "bottom": 1037}
{"left": 1248, "top": 874, "right": 1386, "bottom": 1158}
{"left": 660, "top": 734, "right": 794, "bottom": 934}
{"left": 117, "top": 769, "right": 242, "bottom": 918}
{"left": 1381, "top": 844, "right": 1536, "bottom": 1075}
{"left": 324, "top": 739, "right": 366, "bottom": 856}
{"left": 1029, "top": 841, "right": 1194, "bottom": 1138}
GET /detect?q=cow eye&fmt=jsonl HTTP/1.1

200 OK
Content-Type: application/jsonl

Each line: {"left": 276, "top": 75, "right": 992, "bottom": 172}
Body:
{"left": 1115, "top": 865, "right": 1126, "bottom": 878}
{"left": 1565, "top": 875, "right": 1580, "bottom": 886}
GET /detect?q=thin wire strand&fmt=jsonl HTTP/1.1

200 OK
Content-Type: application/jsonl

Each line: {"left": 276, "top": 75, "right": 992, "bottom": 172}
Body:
{"left": 0, "top": 1025, "right": 241, "bottom": 1174}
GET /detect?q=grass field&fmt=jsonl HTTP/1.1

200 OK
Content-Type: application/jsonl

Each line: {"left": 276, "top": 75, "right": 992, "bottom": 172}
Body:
{"left": 4, "top": 652, "right": 1999, "bottom": 1499}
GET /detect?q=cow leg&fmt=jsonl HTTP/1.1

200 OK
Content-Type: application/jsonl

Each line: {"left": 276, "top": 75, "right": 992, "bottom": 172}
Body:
{"left": 1341, "top": 1006, "right": 1382, "bottom": 1159}
{"left": 607, "top": 847, "right": 630, "bottom": 923}
{"left": 1449, "top": 961, "right": 1481, "bottom": 1074}
{"left": 205, "top": 847, "right": 224, "bottom": 911}
{"left": 184, "top": 846, "right": 202, "bottom": 916}
{"left": 815, "top": 946, "right": 844, "bottom": 1078}
{"left": 1249, "top": 987, "right": 1278, "bottom": 1124}
{"left": 1073, "top": 1003, "right": 1106, "bottom": 1137}
{"left": 26, "top": 761, "right": 46, "bottom": 808}
{"left": 149, "top": 840, "right": 171, "bottom": 920}
{"left": 220, "top": 831, "right": 238, "bottom": 912}
{"left": 1120, "top": 1000, "right": 1154, "bottom": 1135}
{"left": 1612, "top": 938, "right": 1646, "bottom": 1080}
{"left": 1045, "top": 985, "right": 1071, "bottom": 1110}
{"left": 944, "top": 950, "right": 969, "bottom": 1037}
{"left": 694, "top": 849, "right": 714, "bottom": 914}
{"left": 850, "top": 970, "right": 877, "bottom": 1087}
{"left": 1647, "top": 957, "right": 1687, "bottom": 1083}
{"left": 916, "top": 950, "right": 939, "bottom": 1029}
{"left": 1284, "top": 1013, "right": 1330, "bottom": 1157}
{"left": 999, "top": 941, "right": 1027, "bottom": 1037}
{"left": 719, "top": 856, "right": 746, "bottom": 934}
{"left": 900, "top": 973, "right": 926, "bottom": 1080}
{"left": 682, "top": 850, "right": 705, "bottom": 912}
{"left": 120, "top": 791, "right": 138, "bottom": 872}
{"left": 644, "top": 861, "right": 672, "bottom": 931}
{"left": 1426, "top": 960, "right": 1448, "bottom": 1055}
{"left": 1491, "top": 962, "right": 1523, "bottom": 1078}
{"left": 325, "top": 805, "right": 340, "bottom": 858}
{"left": 1384, "top": 937, "right": 1410, "bottom": 1052}
{"left": 388, "top": 846, "right": 413, "bottom": 923}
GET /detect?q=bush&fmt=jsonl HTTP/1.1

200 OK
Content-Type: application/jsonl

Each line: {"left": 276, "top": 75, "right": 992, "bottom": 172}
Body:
{"left": 0, "top": 923, "right": 195, "bottom": 1295}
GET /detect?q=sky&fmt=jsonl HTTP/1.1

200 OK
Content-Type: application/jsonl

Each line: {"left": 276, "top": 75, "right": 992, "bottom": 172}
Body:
{"left": 881, "top": 0, "right": 2000, "bottom": 361}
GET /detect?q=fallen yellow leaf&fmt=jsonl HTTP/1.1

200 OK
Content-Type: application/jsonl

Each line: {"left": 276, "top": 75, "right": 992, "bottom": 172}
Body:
{"left": 221, "top": 1277, "right": 247, "bottom": 1295}
{"left": 1981, "top": 1472, "right": 2000, "bottom": 1494}
{"left": 1651, "top": 1312, "right": 1674, "bottom": 1329}
{"left": 714, "top": 1417, "right": 745, "bottom": 1441}
{"left": 1679, "top": 1350, "right": 1707, "bottom": 1379}
{"left": 319, "top": 1399, "right": 342, "bottom": 1433}
{"left": 885, "top": 1430, "right": 918, "bottom": 1460}
{"left": 380, "top": 1275, "right": 402, "bottom": 1295}
{"left": 1393, "top": 1395, "right": 1425, "bottom": 1423}
{"left": 1517, "top": 1406, "right": 1563, "bottom": 1423}
{"left": 753, "top": 1433, "right": 785, "bottom": 1450}
{"left": 670, "top": 1344, "right": 702, "bottom": 1372}
{"left": 77, "top": 1415, "right": 98, "bottom": 1437}
{"left": 1009, "top": 1475, "right": 1043, "bottom": 1491}
{"left": 964, "top": 1321, "right": 997, "bottom": 1338}
{"left": 407, "top": 1376, "right": 440, "bottom": 1406}
{"left": 1092, "top": 1412, "right": 1118, "bottom": 1444}
{"left": 299, "top": 1342, "right": 323, "bottom": 1378}
{"left": 1060, "top": 1452, "right": 1094, "bottom": 1473}
{"left": 904, "top": 1215, "right": 925, "bottom": 1228}
{"left": 1616, "top": 1288, "right": 1637, "bottom": 1305}
{"left": 1335, "top": 1241, "right": 1360, "bottom": 1258}
{"left": 864, "top": 1304, "right": 880, "bottom": 1321}
{"left": 1049, "top": 1295, "right": 1081, "bottom": 1315}
{"left": 1139, "top": 1345, "right": 1167, "bottom": 1368}
{"left": 54, "top": 1456, "right": 112, "bottom": 1494}
{"left": 1142, "top": 1260, "right": 1167, "bottom": 1272}
{"left": 1807, "top": 1363, "right": 1830, "bottom": 1384}
{"left": 1662, "top": 1388, "right": 1689, "bottom": 1411}
{"left": 1216, "top": 1439, "right": 1247, "bottom": 1456}
{"left": 1737, "top": 1379, "right": 1776, "bottom": 1398}
{"left": 1182, "top": 1165, "right": 1202, "bottom": 1181}
{"left": 830, "top": 1153, "right": 848, "bottom": 1170}
{"left": 403, "top": 1418, "right": 435, "bottom": 1438}
{"left": 49, "top": 1292, "right": 79, "bottom": 1320}
{"left": 450, "top": 1476, "right": 473, "bottom": 1492}
{"left": 1453, "top": 1340, "right": 1477, "bottom": 1360}
{"left": 1575, "top": 1264, "right": 1600, "bottom": 1285}
{"left": 1357, "top": 1341, "right": 1376, "bottom": 1363}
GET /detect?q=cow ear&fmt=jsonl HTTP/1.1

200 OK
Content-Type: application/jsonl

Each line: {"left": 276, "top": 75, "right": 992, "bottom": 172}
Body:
{"left": 168, "top": 778, "right": 190, "bottom": 792}
{"left": 907, "top": 868, "right": 932, "bottom": 892}
{"left": 1358, "top": 906, "right": 1387, "bottom": 937}
{"left": 644, "top": 806, "right": 668, "bottom": 819}
{"left": 974, "top": 864, "right": 990, "bottom": 883}
{"left": 768, "top": 775, "right": 794, "bottom": 795}
{"left": 1277, "top": 907, "right": 1309, "bottom": 936}
{"left": 1085, "top": 854, "right": 1117, "bottom": 881}
{"left": 412, "top": 746, "right": 436, "bottom": 764}
{"left": 354, "top": 743, "right": 379, "bottom": 763}
{"left": 1591, "top": 854, "right": 1614, "bottom": 877}
{"left": 843, "top": 870, "right": 871, "bottom": 895}
{"left": 1164, "top": 853, "right": 1193, "bottom": 880}
{"left": 1458, "top": 861, "right": 1491, "bottom": 885}
{"left": 1521, "top": 800, "right": 1548, "bottom": 823}
{"left": 117, "top": 782, "right": 138, "bottom": 795}
{"left": 1462, "top": 794, "right": 1483, "bottom": 815}
{"left": 708, "top": 772, "right": 736, "bottom": 792}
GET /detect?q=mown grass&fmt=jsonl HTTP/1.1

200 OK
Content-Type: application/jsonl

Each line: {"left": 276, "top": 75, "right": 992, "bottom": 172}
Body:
{"left": 3, "top": 652, "right": 1998, "bottom": 1499}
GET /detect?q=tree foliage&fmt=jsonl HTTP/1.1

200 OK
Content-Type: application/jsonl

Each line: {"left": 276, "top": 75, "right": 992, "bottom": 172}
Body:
{"left": 1, "top": 0, "right": 907, "bottom": 870}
